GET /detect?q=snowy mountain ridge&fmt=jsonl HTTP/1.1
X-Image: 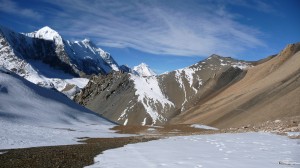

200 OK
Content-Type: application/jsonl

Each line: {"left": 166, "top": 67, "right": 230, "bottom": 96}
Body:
{"left": 0, "top": 25, "right": 122, "bottom": 97}
{"left": 25, "top": 26, "right": 120, "bottom": 74}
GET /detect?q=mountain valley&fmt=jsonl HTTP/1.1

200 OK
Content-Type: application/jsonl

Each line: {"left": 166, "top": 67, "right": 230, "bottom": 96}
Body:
{"left": 0, "top": 25, "right": 299, "bottom": 168}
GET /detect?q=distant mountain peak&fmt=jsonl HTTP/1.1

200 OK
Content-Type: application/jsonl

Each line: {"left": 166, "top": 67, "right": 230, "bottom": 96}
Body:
{"left": 133, "top": 63, "right": 156, "bottom": 77}
{"left": 82, "top": 38, "right": 90, "bottom": 43}
{"left": 25, "top": 26, "right": 63, "bottom": 45}
{"left": 80, "top": 38, "right": 99, "bottom": 49}
{"left": 35, "top": 26, "right": 60, "bottom": 40}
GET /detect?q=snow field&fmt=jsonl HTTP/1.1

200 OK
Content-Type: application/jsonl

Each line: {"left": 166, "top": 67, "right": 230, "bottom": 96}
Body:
{"left": 87, "top": 132, "right": 300, "bottom": 168}
{"left": 0, "top": 69, "right": 128, "bottom": 150}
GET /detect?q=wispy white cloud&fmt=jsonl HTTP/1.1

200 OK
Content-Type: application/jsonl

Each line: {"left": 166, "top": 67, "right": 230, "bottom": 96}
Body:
{"left": 42, "top": 0, "right": 268, "bottom": 57}
{"left": 227, "top": 0, "right": 276, "bottom": 13}
{"left": 0, "top": 0, "right": 42, "bottom": 20}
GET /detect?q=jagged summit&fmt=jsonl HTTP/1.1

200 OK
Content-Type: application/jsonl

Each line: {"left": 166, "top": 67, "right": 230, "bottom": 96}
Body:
{"left": 81, "top": 38, "right": 97, "bottom": 47}
{"left": 82, "top": 38, "right": 91, "bottom": 43}
{"left": 133, "top": 63, "right": 156, "bottom": 77}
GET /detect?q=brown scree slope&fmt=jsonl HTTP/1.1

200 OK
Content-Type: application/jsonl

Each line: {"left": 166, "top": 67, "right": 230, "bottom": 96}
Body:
{"left": 170, "top": 43, "right": 300, "bottom": 128}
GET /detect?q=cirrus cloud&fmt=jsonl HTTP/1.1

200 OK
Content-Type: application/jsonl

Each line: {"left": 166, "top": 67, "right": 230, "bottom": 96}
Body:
{"left": 0, "top": 0, "right": 42, "bottom": 20}
{"left": 41, "top": 0, "right": 269, "bottom": 57}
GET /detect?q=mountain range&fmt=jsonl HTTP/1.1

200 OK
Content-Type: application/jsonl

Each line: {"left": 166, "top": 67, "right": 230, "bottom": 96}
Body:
{"left": 1, "top": 25, "right": 299, "bottom": 129}
{"left": 0, "top": 25, "right": 126, "bottom": 98}
{"left": 74, "top": 54, "right": 253, "bottom": 125}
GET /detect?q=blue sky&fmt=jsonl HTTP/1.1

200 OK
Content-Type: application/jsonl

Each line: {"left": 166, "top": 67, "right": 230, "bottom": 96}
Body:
{"left": 0, "top": 0, "right": 299, "bottom": 74}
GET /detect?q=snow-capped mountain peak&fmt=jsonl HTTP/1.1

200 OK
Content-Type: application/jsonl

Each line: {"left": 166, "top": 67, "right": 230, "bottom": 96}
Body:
{"left": 133, "top": 63, "right": 156, "bottom": 77}
{"left": 26, "top": 26, "right": 63, "bottom": 45}
{"left": 0, "top": 25, "right": 123, "bottom": 98}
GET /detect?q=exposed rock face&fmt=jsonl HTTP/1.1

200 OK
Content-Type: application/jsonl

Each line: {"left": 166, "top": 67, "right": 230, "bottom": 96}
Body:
{"left": 75, "top": 55, "right": 251, "bottom": 125}
{"left": 170, "top": 42, "right": 300, "bottom": 129}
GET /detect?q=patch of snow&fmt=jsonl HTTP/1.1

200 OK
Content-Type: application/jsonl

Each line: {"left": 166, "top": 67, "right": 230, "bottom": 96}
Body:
{"left": 191, "top": 124, "right": 219, "bottom": 130}
{"left": 150, "top": 125, "right": 164, "bottom": 128}
{"left": 231, "top": 61, "right": 252, "bottom": 70}
{"left": 65, "top": 78, "right": 89, "bottom": 88}
{"left": 87, "top": 132, "right": 300, "bottom": 168}
{"left": 124, "top": 119, "right": 128, "bottom": 125}
{"left": 0, "top": 151, "right": 7, "bottom": 155}
{"left": 117, "top": 101, "right": 135, "bottom": 123}
{"left": 274, "top": 119, "right": 281, "bottom": 123}
{"left": 183, "top": 68, "right": 194, "bottom": 87}
{"left": 175, "top": 70, "right": 187, "bottom": 111}
{"left": 287, "top": 132, "right": 300, "bottom": 137}
{"left": 130, "top": 75, "right": 174, "bottom": 124}
{"left": 279, "top": 160, "right": 300, "bottom": 166}
{"left": 141, "top": 118, "right": 147, "bottom": 126}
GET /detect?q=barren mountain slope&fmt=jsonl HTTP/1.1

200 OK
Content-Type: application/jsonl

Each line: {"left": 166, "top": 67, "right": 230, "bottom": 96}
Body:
{"left": 75, "top": 56, "right": 251, "bottom": 125}
{"left": 170, "top": 43, "right": 300, "bottom": 128}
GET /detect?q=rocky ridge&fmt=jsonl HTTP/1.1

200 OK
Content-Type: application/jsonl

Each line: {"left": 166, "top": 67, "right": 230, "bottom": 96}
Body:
{"left": 75, "top": 55, "right": 252, "bottom": 125}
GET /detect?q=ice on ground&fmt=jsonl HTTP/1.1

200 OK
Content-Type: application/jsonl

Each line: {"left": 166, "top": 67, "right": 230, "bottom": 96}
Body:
{"left": 191, "top": 124, "right": 219, "bottom": 130}
{"left": 87, "top": 132, "right": 300, "bottom": 168}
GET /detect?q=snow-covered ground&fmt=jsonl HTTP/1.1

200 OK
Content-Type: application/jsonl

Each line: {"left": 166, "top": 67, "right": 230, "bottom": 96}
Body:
{"left": 190, "top": 124, "right": 219, "bottom": 130}
{"left": 87, "top": 132, "right": 300, "bottom": 168}
{"left": 0, "top": 120, "right": 120, "bottom": 150}
{"left": 0, "top": 68, "right": 127, "bottom": 150}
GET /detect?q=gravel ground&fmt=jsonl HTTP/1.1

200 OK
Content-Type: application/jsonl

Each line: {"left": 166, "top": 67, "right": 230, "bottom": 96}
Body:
{"left": 0, "top": 136, "right": 157, "bottom": 168}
